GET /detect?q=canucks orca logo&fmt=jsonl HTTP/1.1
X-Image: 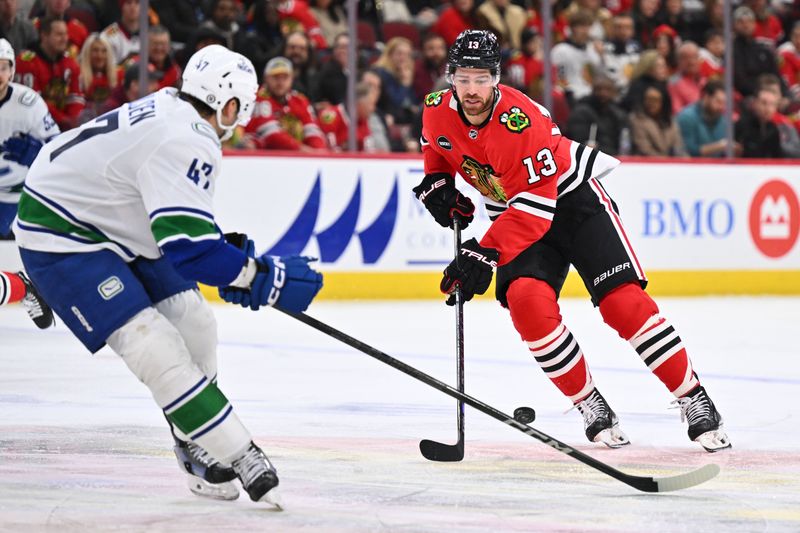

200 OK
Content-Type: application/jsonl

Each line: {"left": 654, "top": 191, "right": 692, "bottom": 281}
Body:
{"left": 266, "top": 172, "right": 398, "bottom": 264}
{"left": 425, "top": 90, "right": 446, "bottom": 107}
{"left": 460, "top": 155, "right": 506, "bottom": 203}
{"left": 499, "top": 106, "right": 530, "bottom": 133}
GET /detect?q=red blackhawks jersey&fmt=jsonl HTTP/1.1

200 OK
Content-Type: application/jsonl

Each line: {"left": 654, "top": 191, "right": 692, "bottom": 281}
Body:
{"left": 14, "top": 47, "right": 85, "bottom": 130}
{"left": 421, "top": 85, "right": 619, "bottom": 265}
{"left": 245, "top": 87, "right": 326, "bottom": 150}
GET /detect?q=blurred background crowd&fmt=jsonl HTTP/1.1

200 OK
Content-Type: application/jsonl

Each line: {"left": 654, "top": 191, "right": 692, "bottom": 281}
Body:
{"left": 3, "top": 0, "right": 800, "bottom": 157}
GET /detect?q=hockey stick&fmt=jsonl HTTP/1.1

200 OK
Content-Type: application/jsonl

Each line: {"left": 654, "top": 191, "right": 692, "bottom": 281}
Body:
{"left": 419, "top": 218, "right": 465, "bottom": 462}
{"left": 279, "top": 309, "right": 720, "bottom": 493}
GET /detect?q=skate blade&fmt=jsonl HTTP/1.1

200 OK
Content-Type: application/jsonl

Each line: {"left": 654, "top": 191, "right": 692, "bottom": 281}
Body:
{"left": 186, "top": 475, "right": 240, "bottom": 501}
{"left": 695, "top": 429, "right": 731, "bottom": 452}
{"left": 594, "top": 427, "right": 631, "bottom": 449}
{"left": 257, "top": 486, "right": 284, "bottom": 510}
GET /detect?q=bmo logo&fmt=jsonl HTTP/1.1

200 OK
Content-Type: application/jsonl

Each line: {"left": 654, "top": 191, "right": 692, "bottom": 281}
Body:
{"left": 748, "top": 179, "right": 799, "bottom": 258}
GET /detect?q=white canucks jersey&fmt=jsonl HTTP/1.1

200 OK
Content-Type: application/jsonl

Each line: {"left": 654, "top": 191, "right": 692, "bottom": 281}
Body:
{"left": 15, "top": 87, "right": 223, "bottom": 262}
{"left": 0, "top": 82, "right": 59, "bottom": 203}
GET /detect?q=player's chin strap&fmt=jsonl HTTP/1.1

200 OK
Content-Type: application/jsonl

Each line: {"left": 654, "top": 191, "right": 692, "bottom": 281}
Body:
{"left": 277, "top": 308, "right": 721, "bottom": 493}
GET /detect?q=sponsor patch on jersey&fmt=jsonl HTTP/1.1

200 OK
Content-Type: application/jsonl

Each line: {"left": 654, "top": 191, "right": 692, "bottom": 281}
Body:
{"left": 424, "top": 90, "right": 446, "bottom": 107}
{"left": 499, "top": 106, "right": 530, "bottom": 133}
{"left": 98, "top": 276, "right": 124, "bottom": 300}
{"left": 436, "top": 136, "right": 452, "bottom": 150}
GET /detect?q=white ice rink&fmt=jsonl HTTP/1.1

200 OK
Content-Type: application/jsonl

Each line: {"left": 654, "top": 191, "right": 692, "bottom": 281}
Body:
{"left": 1, "top": 296, "right": 799, "bottom": 532}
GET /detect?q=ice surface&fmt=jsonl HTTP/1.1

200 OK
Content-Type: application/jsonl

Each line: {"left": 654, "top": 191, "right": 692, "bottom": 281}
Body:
{"left": 1, "top": 297, "right": 799, "bottom": 531}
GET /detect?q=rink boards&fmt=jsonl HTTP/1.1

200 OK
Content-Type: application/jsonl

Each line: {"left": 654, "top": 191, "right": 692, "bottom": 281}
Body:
{"left": 210, "top": 154, "right": 800, "bottom": 299}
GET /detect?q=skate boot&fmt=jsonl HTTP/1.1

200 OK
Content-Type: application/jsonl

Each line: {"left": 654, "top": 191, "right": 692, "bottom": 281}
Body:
{"left": 174, "top": 439, "right": 240, "bottom": 500}
{"left": 673, "top": 386, "right": 731, "bottom": 452}
{"left": 231, "top": 442, "right": 282, "bottom": 508}
{"left": 575, "top": 389, "right": 630, "bottom": 448}
{"left": 18, "top": 271, "right": 54, "bottom": 329}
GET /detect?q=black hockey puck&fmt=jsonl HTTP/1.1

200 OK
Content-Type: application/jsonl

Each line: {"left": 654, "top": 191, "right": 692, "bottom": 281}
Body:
{"left": 513, "top": 406, "right": 536, "bottom": 424}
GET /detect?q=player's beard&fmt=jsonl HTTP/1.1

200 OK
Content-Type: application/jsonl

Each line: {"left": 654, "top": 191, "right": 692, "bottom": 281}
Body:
{"left": 460, "top": 92, "right": 493, "bottom": 117}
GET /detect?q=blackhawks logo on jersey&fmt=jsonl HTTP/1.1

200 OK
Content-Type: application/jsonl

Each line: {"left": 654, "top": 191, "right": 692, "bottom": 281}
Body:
{"left": 424, "top": 90, "right": 446, "bottom": 107}
{"left": 499, "top": 106, "right": 530, "bottom": 133}
{"left": 460, "top": 155, "right": 506, "bottom": 203}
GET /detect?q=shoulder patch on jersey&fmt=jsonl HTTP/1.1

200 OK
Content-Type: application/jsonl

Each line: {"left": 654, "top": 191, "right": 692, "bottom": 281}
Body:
{"left": 17, "top": 88, "right": 38, "bottom": 107}
{"left": 19, "top": 50, "right": 36, "bottom": 62}
{"left": 320, "top": 108, "right": 337, "bottom": 124}
{"left": 499, "top": 106, "right": 530, "bottom": 134}
{"left": 192, "top": 122, "right": 221, "bottom": 148}
{"left": 436, "top": 136, "right": 452, "bottom": 150}
{"left": 424, "top": 90, "right": 447, "bottom": 108}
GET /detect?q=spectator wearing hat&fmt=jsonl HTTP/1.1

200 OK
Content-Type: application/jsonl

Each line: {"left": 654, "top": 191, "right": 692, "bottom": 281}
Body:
{"left": 476, "top": 0, "right": 528, "bottom": 50}
{"left": 733, "top": 6, "right": 783, "bottom": 98}
{"left": 413, "top": 32, "right": 447, "bottom": 102}
{"left": 30, "top": 0, "right": 89, "bottom": 59}
{"left": 244, "top": 56, "right": 327, "bottom": 151}
{"left": 15, "top": 16, "right": 85, "bottom": 130}
{"left": 652, "top": 24, "right": 678, "bottom": 74}
{"left": 98, "top": 61, "right": 160, "bottom": 114}
{"left": 101, "top": 0, "right": 141, "bottom": 65}
{"left": 1, "top": 0, "right": 37, "bottom": 52}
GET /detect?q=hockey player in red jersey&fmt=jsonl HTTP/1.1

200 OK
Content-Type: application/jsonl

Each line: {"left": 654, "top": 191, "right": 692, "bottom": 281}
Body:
{"left": 415, "top": 30, "right": 730, "bottom": 452}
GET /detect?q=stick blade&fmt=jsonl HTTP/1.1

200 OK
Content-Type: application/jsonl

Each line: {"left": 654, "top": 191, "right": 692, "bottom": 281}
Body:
{"left": 625, "top": 463, "right": 721, "bottom": 493}
{"left": 419, "top": 439, "right": 464, "bottom": 462}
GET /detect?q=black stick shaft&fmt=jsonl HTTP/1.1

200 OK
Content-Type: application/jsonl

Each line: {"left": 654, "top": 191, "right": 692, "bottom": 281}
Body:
{"left": 453, "top": 219, "right": 465, "bottom": 445}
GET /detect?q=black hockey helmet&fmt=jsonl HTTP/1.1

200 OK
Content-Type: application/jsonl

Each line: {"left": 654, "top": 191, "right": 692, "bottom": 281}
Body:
{"left": 446, "top": 30, "right": 501, "bottom": 77}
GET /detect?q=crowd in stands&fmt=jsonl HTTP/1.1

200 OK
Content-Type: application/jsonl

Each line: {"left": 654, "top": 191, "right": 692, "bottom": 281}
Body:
{"left": 3, "top": 0, "right": 800, "bottom": 157}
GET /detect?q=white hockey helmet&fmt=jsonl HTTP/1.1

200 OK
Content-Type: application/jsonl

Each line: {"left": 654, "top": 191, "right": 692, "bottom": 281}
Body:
{"left": 0, "top": 38, "right": 14, "bottom": 80}
{"left": 180, "top": 45, "right": 258, "bottom": 140}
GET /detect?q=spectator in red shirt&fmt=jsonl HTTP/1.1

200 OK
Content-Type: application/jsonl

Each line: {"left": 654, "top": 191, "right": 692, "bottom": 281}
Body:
{"left": 31, "top": 0, "right": 89, "bottom": 59}
{"left": 668, "top": 41, "right": 706, "bottom": 114}
{"left": 245, "top": 56, "right": 327, "bottom": 151}
{"left": 778, "top": 21, "right": 800, "bottom": 99}
{"left": 699, "top": 29, "right": 724, "bottom": 81}
{"left": 122, "top": 25, "right": 180, "bottom": 89}
{"left": 431, "top": 0, "right": 478, "bottom": 46}
{"left": 412, "top": 32, "right": 447, "bottom": 102}
{"left": 744, "top": 0, "right": 784, "bottom": 49}
{"left": 77, "top": 33, "right": 118, "bottom": 121}
{"left": 99, "top": 61, "right": 160, "bottom": 114}
{"left": 15, "top": 16, "right": 84, "bottom": 130}
{"left": 277, "top": 0, "right": 326, "bottom": 49}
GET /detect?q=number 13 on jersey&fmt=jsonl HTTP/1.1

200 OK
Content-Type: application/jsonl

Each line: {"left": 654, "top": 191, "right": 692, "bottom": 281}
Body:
{"left": 522, "top": 148, "right": 557, "bottom": 184}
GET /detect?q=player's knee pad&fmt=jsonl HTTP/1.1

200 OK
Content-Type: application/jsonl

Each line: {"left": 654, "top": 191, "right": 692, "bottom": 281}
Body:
{"left": 107, "top": 307, "right": 201, "bottom": 407}
{"left": 598, "top": 282, "right": 659, "bottom": 340}
{"left": 155, "top": 289, "right": 218, "bottom": 379}
{"left": 506, "top": 277, "right": 563, "bottom": 341}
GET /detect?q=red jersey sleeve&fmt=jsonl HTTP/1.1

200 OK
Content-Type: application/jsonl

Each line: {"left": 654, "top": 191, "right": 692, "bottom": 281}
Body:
{"left": 421, "top": 100, "right": 456, "bottom": 176}
{"left": 480, "top": 101, "right": 560, "bottom": 265}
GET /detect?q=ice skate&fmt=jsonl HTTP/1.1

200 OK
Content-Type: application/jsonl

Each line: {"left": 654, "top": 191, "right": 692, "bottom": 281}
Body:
{"left": 174, "top": 439, "right": 240, "bottom": 500}
{"left": 18, "top": 271, "right": 54, "bottom": 329}
{"left": 575, "top": 389, "right": 630, "bottom": 448}
{"left": 673, "top": 386, "right": 731, "bottom": 452}
{"left": 231, "top": 442, "right": 282, "bottom": 508}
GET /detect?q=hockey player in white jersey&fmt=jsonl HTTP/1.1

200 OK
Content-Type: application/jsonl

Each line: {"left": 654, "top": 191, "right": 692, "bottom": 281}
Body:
{"left": 0, "top": 38, "right": 59, "bottom": 239}
{"left": 14, "top": 44, "right": 324, "bottom": 506}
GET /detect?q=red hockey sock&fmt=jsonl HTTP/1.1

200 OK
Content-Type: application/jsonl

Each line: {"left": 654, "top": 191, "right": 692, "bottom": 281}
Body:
{"left": 599, "top": 283, "right": 699, "bottom": 397}
{"left": 507, "top": 278, "right": 595, "bottom": 403}
{"left": 0, "top": 271, "right": 26, "bottom": 305}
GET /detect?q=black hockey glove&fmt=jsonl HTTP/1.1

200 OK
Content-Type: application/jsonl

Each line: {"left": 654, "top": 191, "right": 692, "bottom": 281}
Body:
{"left": 412, "top": 172, "right": 475, "bottom": 229}
{"left": 440, "top": 238, "right": 499, "bottom": 305}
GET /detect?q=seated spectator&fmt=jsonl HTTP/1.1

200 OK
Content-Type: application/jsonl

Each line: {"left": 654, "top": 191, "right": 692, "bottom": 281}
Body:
{"left": 633, "top": 0, "right": 665, "bottom": 48}
{"left": 77, "top": 33, "right": 117, "bottom": 122}
{"left": 283, "top": 30, "right": 318, "bottom": 98}
{"left": 31, "top": 0, "right": 88, "bottom": 59}
{"left": 753, "top": 73, "right": 800, "bottom": 157}
{"left": 382, "top": 0, "right": 414, "bottom": 24}
{"left": 1, "top": 0, "right": 37, "bottom": 52}
{"left": 176, "top": 26, "right": 226, "bottom": 69}
{"left": 317, "top": 80, "right": 391, "bottom": 152}
{"left": 563, "top": 0, "right": 612, "bottom": 42}
{"left": 677, "top": 80, "right": 737, "bottom": 157}
{"left": 15, "top": 16, "right": 84, "bottom": 130}
{"left": 146, "top": 25, "right": 179, "bottom": 88}
{"left": 652, "top": 24, "right": 678, "bottom": 74}
{"left": 476, "top": 0, "right": 528, "bottom": 51}
{"left": 244, "top": 56, "right": 326, "bottom": 151}
{"left": 621, "top": 49, "right": 670, "bottom": 113}
{"left": 598, "top": 12, "right": 641, "bottom": 94}
{"left": 567, "top": 76, "right": 628, "bottom": 155}
{"left": 668, "top": 41, "right": 706, "bottom": 114}
{"left": 744, "top": 0, "right": 784, "bottom": 49}
{"left": 552, "top": 10, "right": 602, "bottom": 105}
{"left": 733, "top": 6, "right": 783, "bottom": 98}
{"left": 313, "top": 32, "right": 348, "bottom": 105}
{"left": 99, "top": 61, "right": 160, "bottom": 114}
{"left": 699, "top": 29, "right": 724, "bottom": 81}
{"left": 506, "top": 27, "right": 543, "bottom": 92}
{"left": 100, "top": 0, "right": 140, "bottom": 64}
{"left": 309, "top": 0, "right": 347, "bottom": 47}
{"left": 373, "top": 36, "right": 417, "bottom": 125}
{"left": 735, "top": 87, "right": 782, "bottom": 157}
{"left": 277, "top": 0, "right": 326, "bottom": 49}
{"left": 235, "top": 0, "right": 283, "bottom": 75}
{"left": 777, "top": 21, "right": 800, "bottom": 100}
{"left": 199, "top": 0, "right": 239, "bottom": 51}
{"left": 150, "top": 0, "right": 203, "bottom": 45}
{"left": 431, "top": 0, "right": 478, "bottom": 47}
{"left": 413, "top": 32, "right": 447, "bottom": 102}
{"left": 629, "top": 85, "right": 686, "bottom": 156}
